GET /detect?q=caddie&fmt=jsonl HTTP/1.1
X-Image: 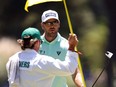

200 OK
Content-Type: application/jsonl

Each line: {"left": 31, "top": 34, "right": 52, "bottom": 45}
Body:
{"left": 6, "top": 27, "right": 79, "bottom": 87}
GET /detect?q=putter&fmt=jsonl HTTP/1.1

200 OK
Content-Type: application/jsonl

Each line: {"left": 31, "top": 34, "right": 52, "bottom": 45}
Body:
{"left": 92, "top": 51, "right": 113, "bottom": 87}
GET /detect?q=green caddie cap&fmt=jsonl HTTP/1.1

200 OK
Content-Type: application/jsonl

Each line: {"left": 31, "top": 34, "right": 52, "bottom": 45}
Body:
{"left": 21, "top": 27, "right": 41, "bottom": 40}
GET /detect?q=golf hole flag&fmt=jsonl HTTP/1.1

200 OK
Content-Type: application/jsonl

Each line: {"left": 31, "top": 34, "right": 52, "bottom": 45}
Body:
{"left": 25, "top": 0, "right": 62, "bottom": 12}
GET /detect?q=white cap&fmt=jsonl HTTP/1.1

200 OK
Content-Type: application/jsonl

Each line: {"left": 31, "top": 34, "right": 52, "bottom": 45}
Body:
{"left": 41, "top": 10, "right": 59, "bottom": 22}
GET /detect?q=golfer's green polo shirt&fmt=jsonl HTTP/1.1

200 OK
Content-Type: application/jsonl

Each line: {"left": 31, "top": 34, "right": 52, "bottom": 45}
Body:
{"left": 39, "top": 33, "right": 69, "bottom": 87}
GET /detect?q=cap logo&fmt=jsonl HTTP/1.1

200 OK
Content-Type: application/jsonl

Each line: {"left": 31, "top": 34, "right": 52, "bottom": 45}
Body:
{"left": 45, "top": 13, "right": 56, "bottom": 18}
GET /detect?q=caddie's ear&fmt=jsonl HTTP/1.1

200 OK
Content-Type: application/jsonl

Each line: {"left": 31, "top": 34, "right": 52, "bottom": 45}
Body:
{"left": 17, "top": 39, "right": 24, "bottom": 47}
{"left": 17, "top": 39, "right": 22, "bottom": 44}
{"left": 33, "top": 40, "right": 41, "bottom": 51}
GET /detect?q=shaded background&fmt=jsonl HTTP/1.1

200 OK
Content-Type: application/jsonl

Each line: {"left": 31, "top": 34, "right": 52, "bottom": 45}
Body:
{"left": 0, "top": 0, "right": 116, "bottom": 87}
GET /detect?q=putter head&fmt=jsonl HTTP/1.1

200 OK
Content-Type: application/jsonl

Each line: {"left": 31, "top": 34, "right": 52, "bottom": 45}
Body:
{"left": 105, "top": 51, "right": 113, "bottom": 59}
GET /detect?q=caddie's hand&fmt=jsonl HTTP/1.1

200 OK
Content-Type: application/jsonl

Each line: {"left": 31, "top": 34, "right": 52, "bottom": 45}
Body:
{"left": 68, "top": 33, "right": 78, "bottom": 52}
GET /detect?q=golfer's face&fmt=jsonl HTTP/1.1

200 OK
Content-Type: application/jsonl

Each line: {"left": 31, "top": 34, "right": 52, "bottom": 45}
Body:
{"left": 42, "top": 19, "right": 60, "bottom": 35}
